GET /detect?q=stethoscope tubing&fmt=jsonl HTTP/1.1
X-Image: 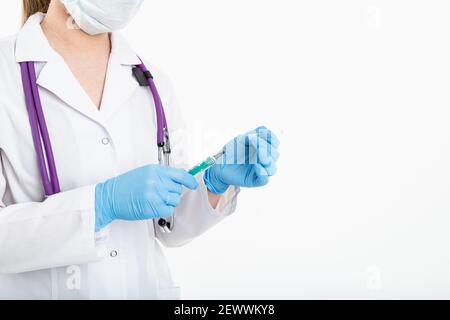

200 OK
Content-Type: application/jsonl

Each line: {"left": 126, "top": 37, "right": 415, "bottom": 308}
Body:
{"left": 20, "top": 60, "right": 174, "bottom": 231}
{"left": 136, "top": 62, "right": 167, "bottom": 146}
{"left": 20, "top": 61, "right": 60, "bottom": 196}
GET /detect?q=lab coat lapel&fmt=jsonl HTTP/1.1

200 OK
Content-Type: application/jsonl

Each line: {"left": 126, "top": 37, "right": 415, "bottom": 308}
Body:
{"left": 100, "top": 58, "right": 139, "bottom": 118}
{"left": 100, "top": 33, "right": 141, "bottom": 118}
{"left": 36, "top": 58, "right": 106, "bottom": 126}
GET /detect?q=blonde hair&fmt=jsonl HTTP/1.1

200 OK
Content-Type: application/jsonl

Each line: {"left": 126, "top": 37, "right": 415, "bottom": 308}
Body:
{"left": 22, "top": 0, "right": 51, "bottom": 24}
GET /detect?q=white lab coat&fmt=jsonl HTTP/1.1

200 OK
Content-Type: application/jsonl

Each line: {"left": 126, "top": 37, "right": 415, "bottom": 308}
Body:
{"left": 0, "top": 13, "right": 239, "bottom": 300}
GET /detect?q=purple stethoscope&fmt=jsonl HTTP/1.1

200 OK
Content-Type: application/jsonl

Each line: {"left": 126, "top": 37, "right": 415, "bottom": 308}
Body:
{"left": 19, "top": 60, "right": 174, "bottom": 233}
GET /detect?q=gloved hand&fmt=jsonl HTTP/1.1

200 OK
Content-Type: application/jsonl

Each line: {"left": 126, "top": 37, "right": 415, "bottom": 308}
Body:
{"left": 204, "top": 126, "right": 280, "bottom": 194}
{"left": 95, "top": 165, "right": 199, "bottom": 231}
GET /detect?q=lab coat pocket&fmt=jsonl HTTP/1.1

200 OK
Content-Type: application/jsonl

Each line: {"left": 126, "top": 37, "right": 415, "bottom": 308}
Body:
{"left": 158, "top": 286, "right": 181, "bottom": 300}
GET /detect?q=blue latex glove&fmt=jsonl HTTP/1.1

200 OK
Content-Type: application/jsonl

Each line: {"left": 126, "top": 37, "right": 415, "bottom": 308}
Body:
{"left": 95, "top": 165, "right": 199, "bottom": 231}
{"left": 204, "top": 126, "right": 280, "bottom": 194}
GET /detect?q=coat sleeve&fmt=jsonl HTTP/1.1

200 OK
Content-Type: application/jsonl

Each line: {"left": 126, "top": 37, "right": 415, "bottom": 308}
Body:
{"left": 0, "top": 155, "right": 104, "bottom": 274}
{"left": 150, "top": 67, "right": 240, "bottom": 248}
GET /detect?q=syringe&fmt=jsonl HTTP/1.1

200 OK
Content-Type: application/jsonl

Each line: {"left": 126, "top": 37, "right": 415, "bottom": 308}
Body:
{"left": 188, "top": 151, "right": 224, "bottom": 176}
{"left": 158, "top": 151, "right": 225, "bottom": 232}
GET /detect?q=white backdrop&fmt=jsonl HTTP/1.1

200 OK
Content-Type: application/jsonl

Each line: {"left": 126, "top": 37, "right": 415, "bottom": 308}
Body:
{"left": 2, "top": 0, "right": 450, "bottom": 299}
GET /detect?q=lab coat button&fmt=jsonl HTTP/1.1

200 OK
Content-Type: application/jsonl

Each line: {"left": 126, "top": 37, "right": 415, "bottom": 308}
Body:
{"left": 110, "top": 250, "right": 118, "bottom": 258}
{"left": 102, "top": 138, "right": 110, "bottom": 145}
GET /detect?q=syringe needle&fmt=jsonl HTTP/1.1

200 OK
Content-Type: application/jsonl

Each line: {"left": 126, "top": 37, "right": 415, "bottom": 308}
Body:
{"left": 213, "top": 150, "right": 224, "bottom": 161}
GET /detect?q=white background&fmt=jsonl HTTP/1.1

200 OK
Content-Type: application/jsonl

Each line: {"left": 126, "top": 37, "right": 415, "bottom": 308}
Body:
{"left": 2, "top": 0, "right": 450, "bottom": 299}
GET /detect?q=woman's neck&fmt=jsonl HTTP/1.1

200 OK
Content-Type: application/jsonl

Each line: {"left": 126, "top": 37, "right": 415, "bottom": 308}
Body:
{"left": 41, "top": 0, "right": 111, "bottom": 55}
{"left": 39, "top": 1, "right": 112, "bottom": 109}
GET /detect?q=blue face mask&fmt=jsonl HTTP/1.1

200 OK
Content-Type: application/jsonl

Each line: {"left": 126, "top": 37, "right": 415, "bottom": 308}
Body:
{"left": 61, "top": 0, "right": 144, "bottom": 35}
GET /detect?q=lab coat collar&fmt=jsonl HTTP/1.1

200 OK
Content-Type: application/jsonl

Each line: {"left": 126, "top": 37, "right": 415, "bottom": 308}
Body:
{"left": 15, "top": 13, "right": 141, "bottom": 66}
{"left": 15, "top": 13, "right": 55, "bottom": 63}
{"left": 15, "top": 13, "right": 142, "bottom": 125}
{"left": 110, "top": 33, "right": 142, "bottom": 66}
{"left": 99, "top": 36, "right": 141, "bottom": 118}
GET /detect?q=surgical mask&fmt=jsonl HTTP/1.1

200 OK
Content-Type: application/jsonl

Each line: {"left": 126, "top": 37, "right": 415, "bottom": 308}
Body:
{"left": 61, "top": 0, "right": 144, "bottom": 35}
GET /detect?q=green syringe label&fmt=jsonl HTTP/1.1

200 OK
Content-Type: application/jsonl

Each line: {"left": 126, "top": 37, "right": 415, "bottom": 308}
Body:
{"left": 188, "top": 157, "right": 216, "bottom": 176}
